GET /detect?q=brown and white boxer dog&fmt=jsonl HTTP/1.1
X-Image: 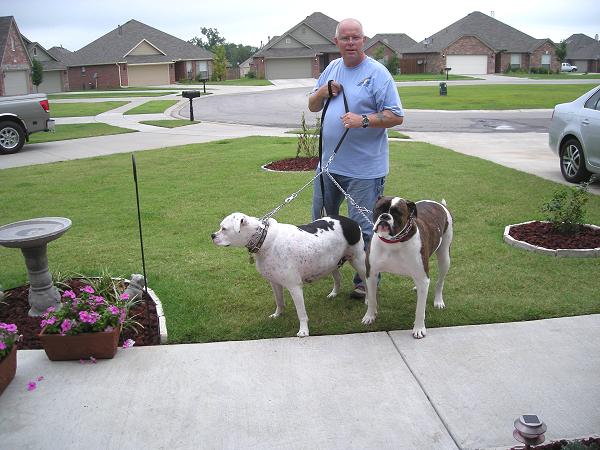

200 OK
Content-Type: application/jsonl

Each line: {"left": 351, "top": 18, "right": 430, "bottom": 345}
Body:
{"left": 362, "top": 196, "right": 453, "bottom": 338}
{"left": 212, "top": 213, "right": 367, "bottom": 338}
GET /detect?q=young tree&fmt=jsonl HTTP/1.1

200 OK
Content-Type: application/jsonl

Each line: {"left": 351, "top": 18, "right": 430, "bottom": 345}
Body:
{"left": 212, "top": 45, "right": 228, "bottom": 81}
{"left": 31, "top": 58, "right": 43, "bottom": 92}
{"left": 556, "top": 40, "right": 567, "bottom": 63}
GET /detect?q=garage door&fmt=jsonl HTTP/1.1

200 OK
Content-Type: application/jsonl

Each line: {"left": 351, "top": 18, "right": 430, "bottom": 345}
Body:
{"left": 446, "top": 55, "right": 488, "bottom": 75}
{"left": 127, "top": 64, "right": 170, "bottom": 86}
{"left": 38, "top": 71, "right": 63, "bottom": 93}
{"left": 573, "top": 60, "right": 588, "bottom": 72}
{"left": 4, "top": 70, "right": 29, "bottom": 95}
{"left": 266, "top": 58, "right": 312, "bottom": 79}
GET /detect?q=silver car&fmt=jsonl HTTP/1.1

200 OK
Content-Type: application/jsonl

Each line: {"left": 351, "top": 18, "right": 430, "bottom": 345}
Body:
{"left": 549, "top": 84, "right": 600, "bottom": 183}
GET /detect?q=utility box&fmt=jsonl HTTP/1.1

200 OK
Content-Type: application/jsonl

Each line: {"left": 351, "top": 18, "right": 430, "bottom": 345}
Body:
{"left": 439, "top": 82, "right": 447, "bottom": 96}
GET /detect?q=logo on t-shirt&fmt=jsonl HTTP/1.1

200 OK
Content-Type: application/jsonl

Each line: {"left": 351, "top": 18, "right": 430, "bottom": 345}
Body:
{"left": 357, "top": 77, "right": 372, "bottom": 87}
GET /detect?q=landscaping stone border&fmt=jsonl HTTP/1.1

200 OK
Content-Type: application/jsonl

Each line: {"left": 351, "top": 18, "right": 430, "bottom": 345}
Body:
{"left": 122, "top": 277, "right": 167, "bottom": 344}
{"left": 503, "top": 221, "right": 600, "bottom": 258}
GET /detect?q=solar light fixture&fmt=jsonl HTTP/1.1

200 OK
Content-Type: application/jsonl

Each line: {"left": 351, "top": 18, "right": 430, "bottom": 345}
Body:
{"left": 513, "top": 414, "right": 547, "bottom": 449}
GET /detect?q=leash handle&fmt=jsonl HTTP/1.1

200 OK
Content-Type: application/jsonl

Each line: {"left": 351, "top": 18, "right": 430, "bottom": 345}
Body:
{"left": 319, "top": 80, "right": 349, "bottom": 218}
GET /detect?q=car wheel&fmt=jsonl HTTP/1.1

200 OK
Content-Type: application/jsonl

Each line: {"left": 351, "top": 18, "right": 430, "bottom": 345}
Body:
{"left": 0, "top": 121, "right": 26, "bottom": 154}
{"left": 559, "top": 138, "right": 591, "bottom": 183}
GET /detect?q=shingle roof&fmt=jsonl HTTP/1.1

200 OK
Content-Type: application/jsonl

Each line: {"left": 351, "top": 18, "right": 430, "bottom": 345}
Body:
{"left": 365, "top": 33, "right": 417, "bottom": 53}
{"left": 254, "top": 12, "right": 338, "bottom": 58}
{"left": 21, "top": 35, "right": 67, "bottom": 71}
{"left": 0, "top": 16, "right": 13, "bottom": 56}
{"left": 564, "top": 34, "right": 600, "bottom": 59}
{"left": 69, "top": 19, "right": 214, "bottom": 66}
{"left": 48, "top": 46, "right": 78, "bottom": 65}
{"left": 403, "top": 11, "right": 551, "bottom": 54}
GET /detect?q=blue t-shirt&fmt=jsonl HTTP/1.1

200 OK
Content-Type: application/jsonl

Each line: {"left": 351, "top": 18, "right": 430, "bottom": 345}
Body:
{"left": 313, "top": 56, "right": 404, "bottom": 178}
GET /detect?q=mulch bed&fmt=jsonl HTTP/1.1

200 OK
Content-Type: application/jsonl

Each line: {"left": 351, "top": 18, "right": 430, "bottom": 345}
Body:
{"left": 509, "top": 221, "right": 600, "bottom": 250}
{"left": 0, "top": 280, "right": 160, "bottom": 350}
{"left": 510, "top": 436, "right": 600, "bottom": 449}
{"left": 264, "top": 156, "right": 319, "bottom": 172}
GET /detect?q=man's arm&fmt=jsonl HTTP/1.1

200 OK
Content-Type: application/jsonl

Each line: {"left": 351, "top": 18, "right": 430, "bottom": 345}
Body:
{"left": 341, "top": 109, "right": 404, "bottom": 129}
{"left": 308, "top": 81, "right": 342, "bottom": 112}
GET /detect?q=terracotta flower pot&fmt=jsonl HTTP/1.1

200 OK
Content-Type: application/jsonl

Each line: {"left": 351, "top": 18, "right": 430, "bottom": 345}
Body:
{"left": 39, "top": 326, "right": 120, "bottom": 361}
{"left": 0, "top": 346, "right": 17, "bottom": 396}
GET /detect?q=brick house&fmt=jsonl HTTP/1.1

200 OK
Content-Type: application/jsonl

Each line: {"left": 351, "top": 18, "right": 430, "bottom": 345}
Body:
{"left": 564, "top": 34, "right": 600, "bottom": 73}
{"left": 401, "top": 11, "right": 558, "bottom": 74}
{"left": 0, "top": 16, "right": 33, "bottom": 96}
{"left": 364, "top": 33, "right": 417, "bottom": 69}
{"left": 22, "top": 36, "right": 69, "bottom": 93}
{"left": 51, "top": 19, "right": 214, "bottom": 90}
{"left": 252, "top": 12, "right": 341, "bottom": 79}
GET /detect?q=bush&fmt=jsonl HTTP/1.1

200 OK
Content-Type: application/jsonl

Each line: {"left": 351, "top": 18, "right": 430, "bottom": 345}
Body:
{"left": 541, "top": 182, "right": 590, "bottom": 234}
{"left": 385, "top": 55, "right": 399, "bottom": 75}
{"left": 296, "top": 112, "right": 320, "bottom": 159}
{"left": 530, "top": 67, "right": 551, "bottom": 74}
{"left": 246, "top": 71, "right": 256, "bottom": 79}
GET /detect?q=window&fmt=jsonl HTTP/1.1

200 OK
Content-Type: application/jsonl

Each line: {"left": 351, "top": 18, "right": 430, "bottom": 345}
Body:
{"left": 10, "top": 36, "right": 15, "bottom": 51}
{"left": 541, "top": 54, "right": 551, "bottom": 70}
{"left": 285, "top": 38, "right": 291, "bottom": 44}
{"left": 33, "top": 47, "right": 37, "bottom": 56}
{"left": 81, "top": 66, "right": 86, "bottom": 75}
{"left": 510, "top": 54, "right": 521, "bottom": 70}
{"left": 584, "top": 89, "right": 600, "bottom": 111}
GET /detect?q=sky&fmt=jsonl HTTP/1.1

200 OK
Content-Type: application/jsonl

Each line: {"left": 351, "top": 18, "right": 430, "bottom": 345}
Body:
{"left": 6, "top": 0, "right": 600, "bottom": 51}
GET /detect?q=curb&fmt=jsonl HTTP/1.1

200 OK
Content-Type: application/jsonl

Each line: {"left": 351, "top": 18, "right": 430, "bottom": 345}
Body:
{"left": 503, "top": 221, "right": 600, "bottom": 257}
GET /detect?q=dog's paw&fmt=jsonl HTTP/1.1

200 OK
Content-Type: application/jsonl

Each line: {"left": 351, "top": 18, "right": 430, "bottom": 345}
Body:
{"left": 412, "top": 326, "right": 427, "bottom": 339}
{"left": 326, "top": 291, "right": 338, "bottom": 299}
{"left": 297, "top": 329, "right": 309, "bottom": 338}
{"left": 269, "top": 311, "right": 282, "bottom": 319}
{"left": 434, "top": 298, "right": 446, "bottom": 309}
{"left": 361, "top": 312, "right": 377, "bottom": 325}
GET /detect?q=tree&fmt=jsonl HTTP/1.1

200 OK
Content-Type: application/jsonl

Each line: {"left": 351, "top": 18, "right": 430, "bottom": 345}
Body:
{"left": 189, "top": 27, "right": 226, "bottom": 51}
{"left": 556, "top": 40, "right": 567, "bottom": 63}
{"left": 212, "top": 45, "right": 228, "bottom": 81}
{"left": 224, "top": 43, "right": 257, "bottom": 67}
{"left": 386, "top": 54, "right": 399, "bottom": 76}
{"left": 373, "top": 44, "right": 386, "bottom": 63}
{"left": 31, "top": 58, "right": 43, "bottom": 92}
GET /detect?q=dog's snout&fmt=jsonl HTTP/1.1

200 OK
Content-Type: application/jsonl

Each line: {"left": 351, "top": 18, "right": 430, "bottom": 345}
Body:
{"left": 211, "top": 232, "right": 217, "bottom": 240}
{"left": 379, "top": 213, "right": 392, "bottom": 221}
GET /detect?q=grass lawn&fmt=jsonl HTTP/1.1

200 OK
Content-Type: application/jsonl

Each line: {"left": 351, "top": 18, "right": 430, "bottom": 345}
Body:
{"left": 139, "top": 120, "right": 200, "bottom": 128}
{"left": 123, "top": 100, "right": 180, "bottom": 115}
{"left": 500, "top": 73, "right": 600, "bottom": 80}
{"left": 28, "top": 123, "right": 136, "bottom": 143}
{"left": 398, "top": 84, "right": 594, "bottom": 109}
{"left": 206, "top": 78, "right": 272, "bottom": 86}
{"left": 1, "top": 137, "right": 599, "bottom": 344}
{"left": 49, "top": 92, "right": 178, "bottom": 99}
{"left": 50, "top": 101, "right": 129, "bottom": 117}
{"left": 394, "top": 74, "right": 479, "bottom": 81}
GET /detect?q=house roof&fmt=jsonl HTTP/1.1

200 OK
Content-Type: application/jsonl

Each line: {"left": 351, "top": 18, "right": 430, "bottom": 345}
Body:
{"left": 68, "top": 19, "right": 214, "bottom": 66}
{"left": 254, "top": 11, "right": 339, "bottom": 58}
{"left": 0, "top": 16, "right": 31, "bottom": 65}
{"left": 564, "top": 34, "right": 600, "bottom": 60}
{"left": 403, "top": 11, "right": 552, "bottom": 54}
{"left": 48, "top": 46, "right": 77, "bottom": 65}
{"left": 365, "top": 33, "right": 417, "bottom": 54}
{"left": 21, "top": 35, "right": 67, "bottom": 71}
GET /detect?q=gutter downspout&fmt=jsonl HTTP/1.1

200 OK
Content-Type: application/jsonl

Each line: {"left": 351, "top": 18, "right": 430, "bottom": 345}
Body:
{"left": 116, "top": 62, "right": 124, "bottom": 88}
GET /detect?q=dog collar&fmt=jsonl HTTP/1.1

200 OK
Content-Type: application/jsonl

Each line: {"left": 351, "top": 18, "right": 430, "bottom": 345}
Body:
{"left": 246, "top": 220, "right": 270, "bottom": 253}
{"left": 378, "top": 215, "right": 414, "bottom": 244}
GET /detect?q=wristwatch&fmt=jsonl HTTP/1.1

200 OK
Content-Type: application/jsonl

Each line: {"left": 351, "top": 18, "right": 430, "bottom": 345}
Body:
{"left": 361, "top": 114, "right": 369, "bottom": 128}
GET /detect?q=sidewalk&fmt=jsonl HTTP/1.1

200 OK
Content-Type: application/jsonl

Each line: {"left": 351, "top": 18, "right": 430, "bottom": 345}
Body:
{"left": 1, "top": 315, "right": 598, "bottom": 449}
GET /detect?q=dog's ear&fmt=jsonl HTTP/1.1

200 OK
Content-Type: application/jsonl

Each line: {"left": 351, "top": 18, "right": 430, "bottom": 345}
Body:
{"left": 233, "top": 215, "right": 245, "bottom": 233}
{"left": 407, "top": 201, "right": 417, "bottom": 218}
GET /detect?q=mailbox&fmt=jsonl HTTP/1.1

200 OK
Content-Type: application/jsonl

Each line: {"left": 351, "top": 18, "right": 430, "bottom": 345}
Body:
{"left": 182, "top": 90, "right": 201, "bottom": 121}
{"left": 444, "top": 67, "right": 451, "bottom": 80}
{"left": 439, "top": 82, "right": 447, "bottom": 96}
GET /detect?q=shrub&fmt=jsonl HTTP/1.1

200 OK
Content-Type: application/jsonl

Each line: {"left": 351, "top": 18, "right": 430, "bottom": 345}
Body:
{"left": 246, "top": 71, "right": 256, "bottom": 79}
{"left": 541, "top": 182, "right": 590, "bottom": 234}
{"left": 296, "top": 112, "right": 320, "bottom": 159}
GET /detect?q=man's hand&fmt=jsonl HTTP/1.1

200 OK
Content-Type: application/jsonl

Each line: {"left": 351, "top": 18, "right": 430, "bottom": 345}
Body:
{"left": 308, "top": 80, "right": 342, "bottom": 112}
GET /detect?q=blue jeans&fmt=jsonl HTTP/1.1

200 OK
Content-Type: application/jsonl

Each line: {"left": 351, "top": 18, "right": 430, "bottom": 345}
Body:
{"left": 312, "top": 172, "right": 385, "bottom": 286}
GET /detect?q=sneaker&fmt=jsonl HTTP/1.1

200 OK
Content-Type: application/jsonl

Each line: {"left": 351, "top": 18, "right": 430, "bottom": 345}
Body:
{"left": 350, "top": 284, "right": 366, "bottom": 300}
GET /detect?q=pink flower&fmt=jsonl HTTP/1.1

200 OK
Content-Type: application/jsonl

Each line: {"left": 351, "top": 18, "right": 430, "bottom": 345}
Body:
{"left": 91, "top": 295, "right": 105, "bottom": 305}
{"left": 122, "top": 339, "right": 135, "bottom": 348}
{"left": 0, "top": 323, "right": 17, "bottom": 333}
{"left": 62, "top": 290, "right": 76, "bottom": 299}
{"left": 41, "top": 316, "right": 57, "bottom": 328}
{"left": 120, "top": 292, "right": 129, "bottom": 300}
{"left": 60, "top": 319, "right": 72, "bottom": 335}
{"left": 119, "top": 308, "right": 127, "bottom": 324}
{"left": 90, "top": 357, "right": 97, "bottom": 364}
{"left": 0, "top": 341, "right": 6, "bottom": 351}
{"left": 27, "top": 382, "right": 36, "bottom": 391}
{"left": 108, "top": 305, "right": 119, "bottom": 315}
{"left": 81, "top": 285, "right": 95, "bottom": 294}
{"left": 79, "top": 311, "right": 100, "bottom": 324}
{"left": 37, "top": 376, "right": 44, "bottom": 382}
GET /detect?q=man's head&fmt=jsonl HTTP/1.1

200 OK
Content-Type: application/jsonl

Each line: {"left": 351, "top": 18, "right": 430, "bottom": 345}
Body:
{"left": 334, "top": 19, "right": 367, "bottom": 68}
